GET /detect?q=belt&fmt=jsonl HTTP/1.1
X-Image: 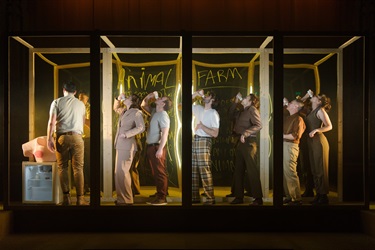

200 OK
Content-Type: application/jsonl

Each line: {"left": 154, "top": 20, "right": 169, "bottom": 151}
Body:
{"left": 58, "top": 131, "right": 81, "bottom": 136}
{"left": 234, "top": 133, "right": 256, "bottom": 138}
{"left": 147, "top": 143, "right": 160, "bottom": 147}
{"left": 194, "top": 135, "right": 211, "bottom": 139}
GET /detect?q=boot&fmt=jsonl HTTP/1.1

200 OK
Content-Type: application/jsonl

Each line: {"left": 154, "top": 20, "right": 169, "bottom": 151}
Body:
{"left": 311, "top": 194, "right": 329, "bottom": 205}
{"left": 76, "top": 195, "right": 89, "bottom": 206}
{"left": 302, "top": 189, "right": 315, "bottom": 197}
{"left": 315, "top": 194, "right": 329, "bottom": 205}
{"left": 62, "top": 193, "right": 71, "bottom": 206}
{"left": 310, "top": 193, "right": 321, "bottom": 205}
{"left": 73, "top": 170, "right": 88, "bottom": 206}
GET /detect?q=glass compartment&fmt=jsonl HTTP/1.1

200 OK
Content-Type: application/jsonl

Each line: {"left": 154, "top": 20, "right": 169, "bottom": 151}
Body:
{"left": 22, "top": 162, "right": 61, "bottom": 204}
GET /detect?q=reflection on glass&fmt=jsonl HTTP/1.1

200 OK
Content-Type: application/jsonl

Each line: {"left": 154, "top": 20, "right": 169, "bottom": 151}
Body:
{"left": 283, "top": 36, "right": 365, "bottom": 205}
{"left": 102, "top": 35, "right": 182, "bottom": 205}
{"left": 192, "top": 36, "right": 274, "bottom": 205}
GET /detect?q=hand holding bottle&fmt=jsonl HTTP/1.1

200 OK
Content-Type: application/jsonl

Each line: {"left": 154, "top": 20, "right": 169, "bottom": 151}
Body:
{"left": 117, "top": 93, "right": 126, "bottom": 101}
{"left": 148, "top": 91, "right": 160, "bottom": 105}
{"left": 193, "top": 89, "right": 204, "bottom": 102}
{"left": 153, "top": 91, "right": 159, "bottom": 100}
{"left": 307, "top": 89, "right": 314, "bottom": 98}
{"left": 283, "top": 98, "right": 289, "bottom": 106}
{"left": 236, "top": 92, "right": 243, "bottom": 101}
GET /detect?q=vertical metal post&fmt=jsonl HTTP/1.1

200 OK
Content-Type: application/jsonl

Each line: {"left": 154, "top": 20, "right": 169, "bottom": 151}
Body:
{"left": 337, "top": 50, "right": 344, "bottom": 202}
{"left": 181, "top": 31, "right": 192, "bottom": 206}
{"left": 90, "top": 31, "right": 101, "bottom": 206}
{"left": 273, "top": 32, "right": 284, "bottom": 207}
{"left": 259, "top": 50, "right": 270, "bottom": 199}
{"left": 102, "top": 49, "right": 114, "bottom": 202}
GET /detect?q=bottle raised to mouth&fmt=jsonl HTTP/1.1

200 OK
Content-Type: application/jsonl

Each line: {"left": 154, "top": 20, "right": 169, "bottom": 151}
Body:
{"left": 148, "top": 91, "right": 161, "bottom": 106}
{"left": 193, "top": 90, "right": 205, "bottom": 102}
{"left": 117, "top": 94, "right": 126, "bottom": 106}
{"left": 236, "top": 92, "right": 243, "bottom": 101}
{"left": 283, "top": 98, "right": 289, "bottom": 106}
{"left": 307, "top": 89, "right": 313, "bottom": 98}
{"left": 117, "top": 93, "right": 126, "bottom": 101}
{"left": 153, "top": 91, "right": 159, "bottom": 100}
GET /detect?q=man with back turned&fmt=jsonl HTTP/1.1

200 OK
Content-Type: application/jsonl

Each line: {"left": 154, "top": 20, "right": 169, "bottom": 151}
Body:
{"left": 47, "top": 81, "right": 88, "bottom": 206}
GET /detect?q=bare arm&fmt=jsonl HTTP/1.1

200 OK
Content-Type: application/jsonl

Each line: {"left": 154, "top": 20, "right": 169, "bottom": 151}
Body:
{"left": 310, "top": 108, "right": 332, "bottom": 137}
{"left": 192, "top": 91, "right": 201, "bottom": 102}
{"left": 141, "top": 93, "right": 154, "bottom": 116}
{"left": 301, "top": 90, "right": 313, "bottom": 102}
{"left": 82, "top": 114, "right": 86, "bottom": 132}
{"left": 195, "top": 122, "right": 219, "bottom": 138}
{"left": 47, "top": 112, "right": 56, "bottom": 152}
{"left": 156, "top": 127, "right": 169, "bottom": 159}
{"left": 85, "top": 118, "right": 90, "bottom": 127}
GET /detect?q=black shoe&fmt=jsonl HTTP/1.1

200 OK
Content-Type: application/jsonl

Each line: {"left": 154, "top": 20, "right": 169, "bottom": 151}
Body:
{"left": 283, "top": 198, "right": 292, "bottom": 204}
{"left": 146, "top": 199, "right": 167, "bottom": 206}
{"left": 310, "top": 194, "right": 321, "bottom": 204}
{"left": 203, "top": 200, "right": 215, "bottom": 205}
{"left": 226, "top": 193, "right": 235, "bottom": 198}
{"left": 230, "top": 198, "right": 244, "bottom": 204}
{"left": 312, "top": 194, "right": 329, "bottom": 205}
{"left": 302, "top": 190, "right": 314, "bottom": 197}
{"left": 287, "top": 200, "right": 303, "bottom": 206}
{"left": 149, "top": 192, "right": 169, "bottom": 197}
{"left": 249, "top": 198, "right": 263, "bottom": 206}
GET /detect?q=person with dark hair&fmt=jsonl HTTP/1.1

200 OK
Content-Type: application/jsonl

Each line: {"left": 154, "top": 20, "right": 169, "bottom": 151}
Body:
{"left": 46, "top": 81, "right": 88, "bottom": 206}
{"left": 78, "top": 90, "right": 91, "bottom": 195}
{"left": 282, "top": 99, "right": 306, "bottom": 205}
{"left": 301, "top": 90, "right": 333, "bottom": 205}
{"left": 113, "top": 93, "right": 145, "bottom": 206}
{"left": 228, "top": 93, "right": 263, "bottom": 206}
{"left": 296, "top": 97, "right": 315, "bottom": 198}
{"left": 141, "top": 92, "right": 172, "bottom": 206}
{"left": 191, "top": 89, "right": 220, "bottom": 205}
{"left": 226, "top": 92, "right": 252, "bottom": 199}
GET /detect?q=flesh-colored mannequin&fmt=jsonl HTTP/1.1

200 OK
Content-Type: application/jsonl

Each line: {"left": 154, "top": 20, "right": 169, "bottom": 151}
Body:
{"left": 22, "top": 136, "right": 56, "bottom": 162}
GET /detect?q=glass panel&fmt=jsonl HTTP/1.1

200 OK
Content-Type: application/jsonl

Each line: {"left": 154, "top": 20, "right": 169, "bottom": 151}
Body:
{"left": 8, "top": 35, "right": 91, "bottom": 206}
{"left": 100, "top": 35, "right": 182, "bottom": 206}
{"left": 283, "top": 36, "right": 365, "bottom": 206}
{"left": 8, "top": 34, "right": 366, "bottom": 209}
{"left": 192, "top": 36, "right": 274, "bottom": 206}
{"left": 22, "top": 162, "right": 61, "bottom": 204}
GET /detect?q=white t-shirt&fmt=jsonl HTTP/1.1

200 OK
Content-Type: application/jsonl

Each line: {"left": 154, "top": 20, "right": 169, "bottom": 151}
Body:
{"left": 192, "top": 104, "right": 220, "bottom": 137}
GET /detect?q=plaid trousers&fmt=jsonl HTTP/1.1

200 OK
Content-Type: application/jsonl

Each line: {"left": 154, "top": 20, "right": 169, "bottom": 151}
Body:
{"left": 192, "top": 136, "right": 215, "bottom": 202}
